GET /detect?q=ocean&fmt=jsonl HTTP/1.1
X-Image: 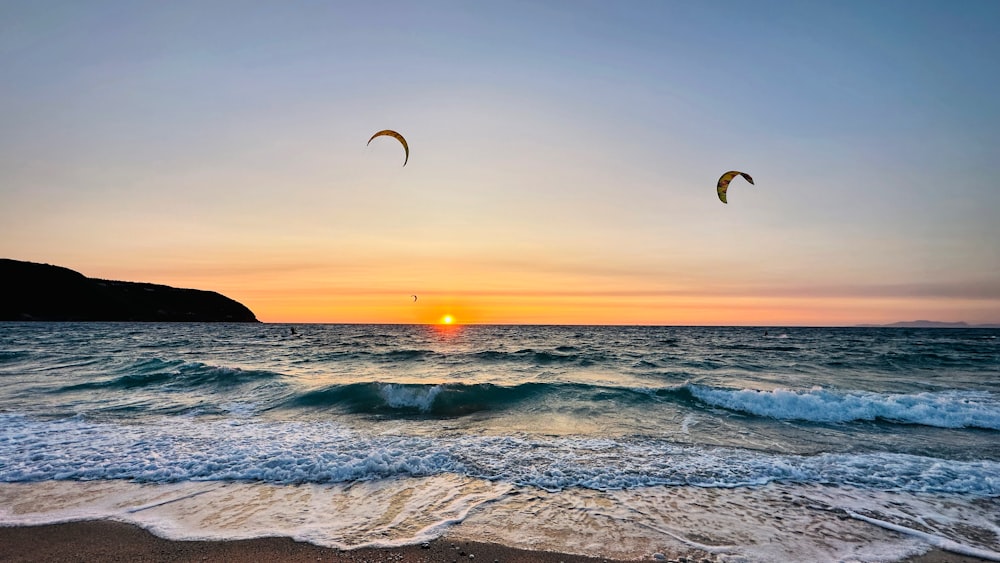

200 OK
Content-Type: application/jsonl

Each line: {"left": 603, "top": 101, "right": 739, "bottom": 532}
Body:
{"left": 1, "top": 323, "right": 998, "bottom": 562}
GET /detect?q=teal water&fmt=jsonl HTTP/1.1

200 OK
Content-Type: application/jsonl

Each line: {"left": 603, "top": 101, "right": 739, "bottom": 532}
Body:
{"left": 1, "top": 323, "right": 998, "bottom": 561}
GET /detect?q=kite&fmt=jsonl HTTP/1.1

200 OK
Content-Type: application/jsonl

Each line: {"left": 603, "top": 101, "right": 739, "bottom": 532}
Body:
{"left": 367, "top": 130, "right": 409, "bottom": 166}
{"left": 717, "top": 171, "right": 754, "bottom": 204}
{"left": 411, "top": 295, "right": 417, "bottom": 302}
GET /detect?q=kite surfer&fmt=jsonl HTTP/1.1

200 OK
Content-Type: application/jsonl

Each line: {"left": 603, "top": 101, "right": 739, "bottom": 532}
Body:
{"left": 717, "top": 171, "right": 754, "bottom": 203}
{"left": 368, "top": 130, "right": 409, "bottom": 166}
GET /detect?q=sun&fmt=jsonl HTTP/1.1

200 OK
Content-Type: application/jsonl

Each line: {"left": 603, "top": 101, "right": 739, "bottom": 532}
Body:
{"left": 441, "top": 315, "right": 455, "bottom": 325}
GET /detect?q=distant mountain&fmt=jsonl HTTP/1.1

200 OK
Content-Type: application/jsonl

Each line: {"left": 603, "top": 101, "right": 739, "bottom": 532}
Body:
{"left": 0, "top": 259, "right": 259, "bottom": 322}
{"left": 855, "top": 320, "right": 1000, "bottom": 328}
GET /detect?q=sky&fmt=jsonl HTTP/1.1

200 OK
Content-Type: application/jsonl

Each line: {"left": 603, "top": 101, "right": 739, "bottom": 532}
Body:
{"left": 2, "top": 0, "right": 999, "bottom": 325}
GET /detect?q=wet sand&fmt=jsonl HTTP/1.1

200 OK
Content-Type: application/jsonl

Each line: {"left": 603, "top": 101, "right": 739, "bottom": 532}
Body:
{"left": 0, "top": 520, "right": 992, "bottom": 563}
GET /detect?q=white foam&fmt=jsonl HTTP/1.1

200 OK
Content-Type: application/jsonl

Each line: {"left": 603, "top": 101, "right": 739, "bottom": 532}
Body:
{"left": 2, "top": 414, "right": 998, "bottom": 495}
{"left": 845, "top": 510, "right": 1000, "bottom": 561}
{"left": 452, "top": 483, "right": 1000, "bottom": 562}
{"left": 689, "top": 385, "right": 1000, "bottom": 429}
{"left": 218, "top": 402, "right": 257, "bottom": 417}
{"left": 379, "top": 383, "right": 442, "bottom": 412}
{"left": 1, "top": 478, "right": 997, "bottom": 561}
{"left": 0, "top": 477, "right": 512, "bottom": 549}
{"left": 681, "top": 413, "right": 697, "bottom": 434}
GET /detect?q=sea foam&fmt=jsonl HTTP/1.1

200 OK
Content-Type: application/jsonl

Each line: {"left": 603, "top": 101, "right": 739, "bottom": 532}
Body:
{"left": 379, "top": 383, "right": 443, "bottom": 411}
{"left": 687, "top": 385, "right": 1000, "bottom": 429}
{"left": 2, "top": 414, "right": 997, "bottom": 495}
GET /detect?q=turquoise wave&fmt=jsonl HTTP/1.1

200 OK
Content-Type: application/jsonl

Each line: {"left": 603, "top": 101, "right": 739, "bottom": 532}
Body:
{"left": 53, "top": 358, "right": 282, "bottom": 392}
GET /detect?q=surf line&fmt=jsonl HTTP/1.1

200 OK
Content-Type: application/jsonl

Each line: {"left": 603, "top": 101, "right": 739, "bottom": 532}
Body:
{"left": 844, "top": 509, "right": 1000, "bottom": 562}
{"left": 125, "top": 484, "right": 227, "bottom": 514}
{"left": 588, "top": 509, "right": 736, "bottom": 554}
{"left": 806, "top": 502, "right": 1000, "bottom": 562}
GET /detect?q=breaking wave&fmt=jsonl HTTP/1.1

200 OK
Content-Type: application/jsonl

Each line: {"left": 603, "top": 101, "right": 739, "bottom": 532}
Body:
{"left": 687, "top": 385, "right": 1000, "bottom": 430}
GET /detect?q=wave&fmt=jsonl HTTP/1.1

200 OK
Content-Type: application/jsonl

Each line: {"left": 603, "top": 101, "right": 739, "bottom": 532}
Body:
{"left": 381, "top": 349, "right": 432, "bottom": 361}
{"left": 281, "top": 380, "right": 1000, "bottom": 430}
{"left": 687, "top": 385, "right": 1000, "bottom": 430}
{"left": 42, "top": 356, "right": 1000, "bottom": 431}
{"left": 0, "top": 350, "right": 30, "bottom": 362}
{"left": 310, "top": 347, "right": 611, "bottom": 367}
{"left": 470, "top": 348, "right": 607, "bottom": 366}
{"left": 1, "top": 414, "right": 997, "bottom": 495}
{"left": 287, "top": 381, "right": 590, "bottom": 416}
{"left": 56, "top": 359, "right": 281, "bottom": 392}
{"left": 717, "top": 343, "right": 801, "bottom": 352}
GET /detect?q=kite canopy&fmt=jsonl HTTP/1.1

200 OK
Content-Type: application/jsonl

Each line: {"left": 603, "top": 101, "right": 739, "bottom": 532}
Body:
{"left": 717, "top": 171, "right": 754, "bottom": 204}
{"left": 367, "top": 130, "right": 409, "bottom": 166}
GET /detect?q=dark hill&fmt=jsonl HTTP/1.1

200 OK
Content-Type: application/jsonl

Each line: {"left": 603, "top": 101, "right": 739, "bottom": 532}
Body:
{"left": 1, "top": 259, "right": 259, "bottom": 322}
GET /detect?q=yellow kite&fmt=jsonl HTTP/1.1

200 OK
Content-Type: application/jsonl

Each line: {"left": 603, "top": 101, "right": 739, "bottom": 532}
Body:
{"left": 717, "top": 171, "right": 754, "bottom": 204}
{"left": 367, "top": 130, "right": 409, "bottom": 166}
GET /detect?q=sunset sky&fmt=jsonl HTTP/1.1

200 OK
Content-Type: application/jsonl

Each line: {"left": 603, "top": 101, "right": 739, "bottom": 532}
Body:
{"left": 2, "top": 1, "right": 998, "bottom": 325}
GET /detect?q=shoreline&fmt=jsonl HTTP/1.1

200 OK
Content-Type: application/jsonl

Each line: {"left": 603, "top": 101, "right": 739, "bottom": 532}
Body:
{"left": 0, "top": 520, "right": 993, "bottom": 563}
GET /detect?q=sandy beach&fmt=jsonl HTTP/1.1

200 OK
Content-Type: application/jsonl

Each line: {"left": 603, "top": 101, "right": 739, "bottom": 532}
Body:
{"left": 0, "top": 520, "right": 630, "bottom": 563}
{"left": 0, "top": 520, "right": 992, "bottom": 563}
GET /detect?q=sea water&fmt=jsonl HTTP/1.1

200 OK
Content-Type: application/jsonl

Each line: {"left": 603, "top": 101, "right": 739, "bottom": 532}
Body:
{"left": 1, "top": 323, "right": 997, "bottom": 561}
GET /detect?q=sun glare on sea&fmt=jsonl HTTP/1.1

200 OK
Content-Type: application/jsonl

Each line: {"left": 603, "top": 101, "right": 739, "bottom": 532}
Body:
{"left": 441, "top": 315, "right": 455, "bottom": 325}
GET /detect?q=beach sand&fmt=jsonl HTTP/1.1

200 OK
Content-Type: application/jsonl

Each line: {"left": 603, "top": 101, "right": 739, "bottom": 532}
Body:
{"left": 0, "top": 520, "right": 992, "bottom": 563}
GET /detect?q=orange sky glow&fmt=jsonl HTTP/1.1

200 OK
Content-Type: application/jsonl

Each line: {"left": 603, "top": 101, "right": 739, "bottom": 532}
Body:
{"left": 2, "top": 3, "right": 998, "bottom": 326}
{"left": 82, "top": 260, "right": 997, "bottom": 326}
